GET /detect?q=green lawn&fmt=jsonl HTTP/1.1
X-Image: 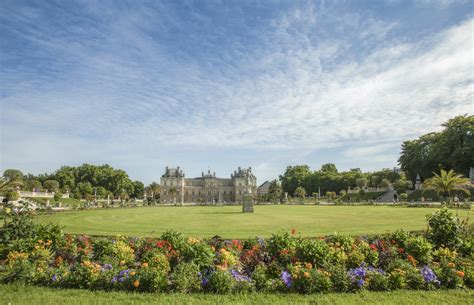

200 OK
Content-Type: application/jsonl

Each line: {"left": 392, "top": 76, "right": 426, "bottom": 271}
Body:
{"left": 1, "top": 284, "right": 472, "bottom": 305}
{"left": 37, "top": 205, "right": 471, "bottom": 238}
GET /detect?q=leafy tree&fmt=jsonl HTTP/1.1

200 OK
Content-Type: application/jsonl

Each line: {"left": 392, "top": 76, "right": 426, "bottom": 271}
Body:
{"left": 294, "top": 186, "right": 307, "bottom": 198}
{"left": 321, "top": 163, "right": 338, "bottom": 173}
{"left": 380, "top": 179, "right": 390, "bottom": 188}
{"left": 355, "top": 178, "right": 368, "bottom": 189}
{"left": 75, "top": 181, "right": 93, "bottom": 197}
{"left": 145, "top": 182, "right": 161, "bottom": 201}
{"left": 279, "top": 165, "right": 311, "bottom": 196}
{"left": 25, "top": 179, "right": 42, "bottom": 191}
{"left": 268, "top": 180, "right": 282, "bottom": 202}
{"left": 399, "top": 115, "right": 474, "bottom": 182}
{"left": 3, "top": 169, "right": 23, "bottom": 181}
{"left": 132, "top": 180, "right": 144, "bottom": 199}
{"left": 43, "top": 180, "right": 60, "bottom": 192}
{"left": 370, "top": 175, "right": 381, "bottom": 187}
{"left": 422, "top": 169, "right": 471, "bottom": 201}
{"left": 0, "top": 177, "right": 22, "bottom": 194}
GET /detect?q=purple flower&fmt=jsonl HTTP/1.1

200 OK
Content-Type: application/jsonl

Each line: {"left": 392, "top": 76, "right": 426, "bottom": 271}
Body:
{"left": 257, "top": 238, "right": 266, "bottom": 247}
{"left": 52, "top": 275, "right": 58, "bottom": 282}
{"left": 280, "top": 271, "right": 292, "bottom": 288}
{"left": 357, "top": 279, "right": 365, "bottom": 287}
{"left": 420, "top": 266, "right": 440, "bottom": 285}
{"left": 111, "top": 276, "right": 118, "bottom": 283}
{"left": 201, "top": 278, "right": 209, "bottom": 286}
{"left": 101, "top": 264, "right": 113, "bottom": 271}
{"left": 231, "top": 270, "right": 250, "bottom": 282}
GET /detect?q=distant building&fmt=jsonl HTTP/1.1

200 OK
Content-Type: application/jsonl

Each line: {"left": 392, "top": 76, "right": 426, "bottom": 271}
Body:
{"left": 257, "top": 181, "right": 271, "bottom": 196}
{"left": 160, "top": 167, "right": 257, "bottom": 204}
{"left": 392, "top": 167, "right": 402, "bottom": 173}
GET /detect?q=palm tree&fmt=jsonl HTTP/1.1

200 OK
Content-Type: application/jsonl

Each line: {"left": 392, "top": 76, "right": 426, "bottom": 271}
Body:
{"left": 423, "top": 169, "right": 471, "bottom": 202}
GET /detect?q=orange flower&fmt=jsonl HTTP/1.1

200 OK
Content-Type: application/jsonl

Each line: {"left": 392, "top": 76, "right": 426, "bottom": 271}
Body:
{"left": 303, "top": 272, "right": 310, "bottom": 278}
{"left": 133, "top": 280, "right": 140, "bottom": 288}
{"left": 304, "top": 262, "right": 313, "bottom": 269}
{"left": 291, "top": 228, "right": 296, "bottom": 235}
{"left": 456, "top": 271, "right": 465, "bottom": 278}
{"left": 447, "top": 262, "right": 455, "bottom": 268}
{"left": 142, "top": 262, "right": 148, "bottom": 267}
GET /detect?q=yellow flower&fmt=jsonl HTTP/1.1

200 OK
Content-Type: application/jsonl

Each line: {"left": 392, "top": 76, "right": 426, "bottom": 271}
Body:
{"left": 303, "top": 272, "right": 310, "bottom": 278}
{"left": 142, "top": 262, "right": 148, "bottom": 267}
{"left": 130, "top": 271, "right": 136, "bottom": 276}
{"left": 120, "top": 260, "right": 126, "bottom": 265}
{"left": 447, "top": 262, "right": 455, "bottom": 268}
{"left": 38, "top": 240, "right": 43, "bottom": 244}
{"left": 304, "top": 262, "right": 313, "bottom": 269}
{"left": 133, "top": 280, "right": 140, "bottom": 288}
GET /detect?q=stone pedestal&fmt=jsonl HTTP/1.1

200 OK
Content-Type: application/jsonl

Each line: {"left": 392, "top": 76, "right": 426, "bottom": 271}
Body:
{"left": 242, "top": 194, "right": 254, "bottom": 213}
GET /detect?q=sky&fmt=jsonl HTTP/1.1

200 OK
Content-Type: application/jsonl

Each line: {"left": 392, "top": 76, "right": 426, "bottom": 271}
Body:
{"left": 0, "top": 0, "right": 473, "bottom": 185}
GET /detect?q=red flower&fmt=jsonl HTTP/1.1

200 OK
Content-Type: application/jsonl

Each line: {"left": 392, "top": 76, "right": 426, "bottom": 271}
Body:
{"left": 398, "top": 248, "right": 404, "bottom": 254}
{"left": 291, "top": 228, "right": 296, "bottom": 235}
{"left": 370, "top": 244, "right": 377, "bottom": 250}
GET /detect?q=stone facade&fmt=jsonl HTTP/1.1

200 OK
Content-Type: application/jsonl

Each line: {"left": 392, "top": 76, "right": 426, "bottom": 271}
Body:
{"left": 160, "top": 166, "right": 257, "bottom": 204}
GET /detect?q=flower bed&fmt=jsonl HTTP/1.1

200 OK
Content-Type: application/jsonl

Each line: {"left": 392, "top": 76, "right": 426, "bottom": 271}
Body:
{"left": 0, "top": 208, "right": 473, "bottom": 294}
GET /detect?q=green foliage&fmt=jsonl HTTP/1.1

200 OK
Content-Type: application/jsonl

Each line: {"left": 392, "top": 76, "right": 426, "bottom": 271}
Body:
{"left": 367, "top": 272, "right": 389, "bottom": 291}
{"left": 355, "top": 178, "right": 368, "bottom": 189}
{"left": 399, "top": 115, "right": 474, "bottom": 182}
{"left": 206, "top": 269, "right": 234, "bottom": 293}
{"left": 53, "top": 192, "right": 63, "bottom": 202}
{"left": 296, "top": 238, "right": 330, "bottom": 268}
{"left": 170, "top": 262, "right": 202, "bottom": 293}
{"left": 399, "top": 193, "right": 408, "bottom": 202}
{"left": 3, "top": 169, "right": 24, "bottom": 182}
{"left": 43, "top": 180, "right": 60, "bottom": 192}
{"left": 426, "top": 208, "right": 461, "bottom": 248}
{"left": 405, "top": 236, "right": 432, "bottom": 265}
{"left": 294, "top": 187, "right": 306, "bottom": 199}
{"left": 5, "top": 191, "right": 19, "bottom": 202}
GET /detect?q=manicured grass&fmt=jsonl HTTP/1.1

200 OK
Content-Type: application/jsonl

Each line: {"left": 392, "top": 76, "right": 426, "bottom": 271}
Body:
{"left": 37, "top": 205, "right": 471, "bottom": 238}
{"left": 1, "top": 284, "right": 472, "bottom": 305}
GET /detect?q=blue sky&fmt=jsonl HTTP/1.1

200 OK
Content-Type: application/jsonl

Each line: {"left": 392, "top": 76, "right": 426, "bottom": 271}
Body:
{"left": 1, "top": 0, "right": 473, "bottom": 184}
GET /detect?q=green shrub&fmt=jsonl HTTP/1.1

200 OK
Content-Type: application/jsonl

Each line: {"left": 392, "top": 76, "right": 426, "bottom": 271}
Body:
{"left": 406, "top": 236, "right": 432, "bottom": 265}
{"left": 296, "top": 238, "right": 330, "bottom": 268}
{"left": 170, "top": 262, "right": 202, "bottom": 293}
{"left": 388, "top": 268, "right": 406, "bottom": 290}
{"left": 136, "top": 268, "right": 168, "bottom": 292}
{"left": 141, "top": 249, "right": 170, "bottom": 273}
{"left": 426, "top": 208, "right": 461, "bottom": 249}
{"left": 206, "top": 269, "right": 234, "bottom": 294}
{"left": 328, "top": 264, "right": 350, "bottom": 292}
{"left": 367, "top": 272, "right": 389, "bottom": 291}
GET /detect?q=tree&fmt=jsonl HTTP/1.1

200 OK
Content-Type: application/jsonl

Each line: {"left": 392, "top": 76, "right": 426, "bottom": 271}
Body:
{"left": 380, "top": 179, "right": 390, "bottom": 188}
{"left": 355, "top": 178, "right": 368, "bottom": 189}
{"left": 26, "top": 179, "right": 42, "bottom": 191}
{"left": 399, "top": 115, "right": 474, "bottom": 182}
{"left": 43, "top": 180, "right": 60, "bottom": 192}
{"left": 132, "top": 181, "right": 144, "bottom": 199}
{"left": 279, "top": 165, "right": 311, "bottom": 196}
{"left": 423, "top": 169, "right": 471, "bottom": 201}
{"left": 294, "top": 187, "right": 307, "bottom": 199}
{"left": 3, "top": 169, "right": 23, "bottom": 182}
{"left": 370, "top": 175, "right": 381, "bottom": 187}
{"left": 321, "top": 163, "right": 338, "bottom": 173}
{"left": 0, "top": 177, "right": 22, "bottom": 194}
{"left": 145, "top": 182, "right": 160, "bottom": 201}
{"left": 75, "top": 182, "right": 93, "bottom": 197}
{"left": 268, "top": 180, "right": 282, "bottom": 202}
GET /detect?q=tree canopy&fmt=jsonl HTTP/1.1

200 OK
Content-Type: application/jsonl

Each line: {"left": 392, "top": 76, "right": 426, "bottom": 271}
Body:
{"left": 399, "top": 115, "right": 474, "bottom": 182}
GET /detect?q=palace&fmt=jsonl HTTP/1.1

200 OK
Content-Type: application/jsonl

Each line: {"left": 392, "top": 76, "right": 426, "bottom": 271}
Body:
{"left": 160, "top": 166, "right": 257, "bottom": 204}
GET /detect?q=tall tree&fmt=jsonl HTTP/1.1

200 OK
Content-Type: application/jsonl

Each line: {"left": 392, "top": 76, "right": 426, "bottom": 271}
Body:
{"left": 423, "top": 169, "right": 471, "bottom": 200}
